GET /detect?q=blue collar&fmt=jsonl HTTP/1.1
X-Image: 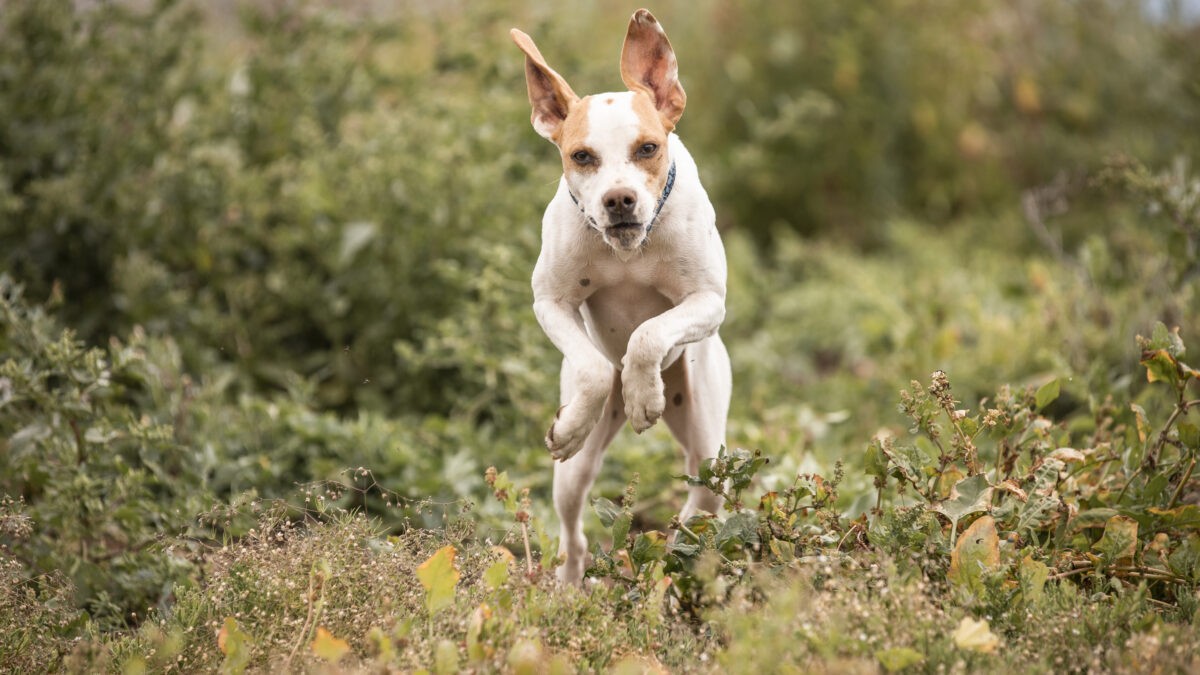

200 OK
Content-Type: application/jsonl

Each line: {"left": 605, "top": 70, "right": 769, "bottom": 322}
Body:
{"left": 568, "top": 160, "right": 677, "bottom": 234}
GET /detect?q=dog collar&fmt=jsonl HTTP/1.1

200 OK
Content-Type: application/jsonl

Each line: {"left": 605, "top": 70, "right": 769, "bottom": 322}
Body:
{"left": 568, "top": 160, "right": 677, "bottom": 234}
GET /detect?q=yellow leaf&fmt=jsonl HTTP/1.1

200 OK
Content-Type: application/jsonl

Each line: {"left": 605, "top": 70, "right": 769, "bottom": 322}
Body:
{"left": 417, "top": 545, "right": 460, "bottom": 615}
{"left": 1014, "top": 74, "right": 1041, "bottom": 114}
{"left": 953, "top": 616, "right": 1000, "bottom": 654}
{"left": 217, "top": 617, "right": 252, "bottom": 675}
{"left": 949, "top": 516, "right": 1000, "bottom": 594}
{"left": 311, "top": 626, "right": 350, "bottom": 663}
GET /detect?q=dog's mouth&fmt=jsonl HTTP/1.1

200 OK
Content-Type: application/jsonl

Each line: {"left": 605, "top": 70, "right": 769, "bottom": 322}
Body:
{"left": 603, "top": 221, "right": 646, "bottom": 251}
{"left": 606, "top": 221, "right": 643, "bottom": 231}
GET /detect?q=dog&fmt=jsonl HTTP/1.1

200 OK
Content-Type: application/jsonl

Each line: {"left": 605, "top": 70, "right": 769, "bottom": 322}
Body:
{"left": 511, "top": 8, "right": 731, "bottom": 585}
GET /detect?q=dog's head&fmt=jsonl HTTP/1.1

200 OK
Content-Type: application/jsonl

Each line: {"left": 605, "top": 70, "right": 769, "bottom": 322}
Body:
{"left": 512, "top": 9, "right": 686, "bottom": 252}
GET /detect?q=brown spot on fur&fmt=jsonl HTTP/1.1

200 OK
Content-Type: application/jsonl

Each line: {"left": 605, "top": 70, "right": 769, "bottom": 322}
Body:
{"left": 673, "top": 392, "right": 684, "bottom": 407}
{"left": 628, "top": 92, "right": 670, "bottom": 195}
{"left": 605, "top": 97, "right": 614, "bottom": 105}
{"left": 579, "top": 278, "right": 590, "bottom": 287}
{"left": 558, "top": 95, "right": 597, "bottom": 174}
{"left": 612, "top": 409, "right": 619, "bottom": 419}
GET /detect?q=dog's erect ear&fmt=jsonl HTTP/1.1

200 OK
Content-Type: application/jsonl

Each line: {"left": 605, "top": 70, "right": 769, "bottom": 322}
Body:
{"left": 620, "top": 9, "right": 686, "bottom": 131}
{"left": 511, "top": 28, "right": 579, "bottom": 142}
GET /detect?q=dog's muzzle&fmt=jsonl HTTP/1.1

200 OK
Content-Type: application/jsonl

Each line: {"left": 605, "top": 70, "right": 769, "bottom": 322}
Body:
{"left": 605, "top": 221, "right": 646, "bottom": 250}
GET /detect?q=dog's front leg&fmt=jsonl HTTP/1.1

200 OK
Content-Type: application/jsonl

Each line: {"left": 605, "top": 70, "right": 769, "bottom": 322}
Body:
{"left": 534, "top": 298, "right": 614, "bottom": 461}
{"left": 622, "top": 290, "right": 726, "bottom": 432}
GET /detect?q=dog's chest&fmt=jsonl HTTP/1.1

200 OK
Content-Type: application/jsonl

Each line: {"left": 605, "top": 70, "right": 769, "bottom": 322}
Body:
{"left": 574, "top": 257, "right": 677, "bottom": 362}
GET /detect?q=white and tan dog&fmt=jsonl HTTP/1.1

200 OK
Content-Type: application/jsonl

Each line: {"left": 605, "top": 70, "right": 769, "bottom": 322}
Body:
{"left": 512, "top": 9, "right": 730, "bottom": 584}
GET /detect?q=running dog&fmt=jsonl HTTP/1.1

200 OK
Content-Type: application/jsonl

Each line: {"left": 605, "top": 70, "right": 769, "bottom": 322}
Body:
{"left": 511, "top": 8, "right": 731, "bottom": 584}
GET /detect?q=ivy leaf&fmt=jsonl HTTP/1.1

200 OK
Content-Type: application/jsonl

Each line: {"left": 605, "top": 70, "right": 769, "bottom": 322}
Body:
{"left": 417, "top": 545, "right": 460, "bottom": 615}
{"left": 949, "top": 515, "right": 1000, "bottom": 595}
{"left": 1035, "top": 378, "right": 1060, "bottom": 411}
{"left": 311, "top": 626, "right": 350, "bottom": 663}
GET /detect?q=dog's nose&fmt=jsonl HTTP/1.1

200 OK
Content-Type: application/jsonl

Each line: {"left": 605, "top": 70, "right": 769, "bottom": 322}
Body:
{"left": 602, "top": 188, "right": 638, "bottom": 221}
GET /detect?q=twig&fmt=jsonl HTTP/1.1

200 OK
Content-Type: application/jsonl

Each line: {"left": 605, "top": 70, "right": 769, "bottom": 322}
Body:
{"left": 519, "top": 521, "right": 534, "bottom": 576}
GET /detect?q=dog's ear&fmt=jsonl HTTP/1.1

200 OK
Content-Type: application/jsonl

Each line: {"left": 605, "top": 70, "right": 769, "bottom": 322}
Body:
{"left": 620, "top": 9, "right": 686, "bottom": 131}
{"left": 511, "top": 28, "right": 579, "bottom": 142}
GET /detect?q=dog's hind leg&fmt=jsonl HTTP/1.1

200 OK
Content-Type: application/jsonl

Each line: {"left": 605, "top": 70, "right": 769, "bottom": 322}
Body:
{"left": 662, "top": 335, "right": 732, "bottom": 524}
{"left": 553, "top": 359, "right": 626, "bottom": 585}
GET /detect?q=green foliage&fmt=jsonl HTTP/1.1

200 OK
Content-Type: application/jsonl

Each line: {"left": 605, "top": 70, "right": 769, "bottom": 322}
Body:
{"left": 2, "top": 0, "right": 1200, "bottom": 670}
{"left": 0, "top": 0, "right": 556, "bottom": 425}
{"left": 0, "top": 276, "right": 211, "bottom": 627}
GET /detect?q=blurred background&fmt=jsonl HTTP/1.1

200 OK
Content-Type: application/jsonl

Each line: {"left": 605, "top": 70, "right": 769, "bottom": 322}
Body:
{"left": 1, "top": 0, "right": 1198, "bottom": 626}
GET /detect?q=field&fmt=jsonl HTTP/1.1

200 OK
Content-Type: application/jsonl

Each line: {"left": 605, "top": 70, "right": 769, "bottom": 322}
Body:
{"left": 2, "top": 1, "right": 1200, "bottom": 672}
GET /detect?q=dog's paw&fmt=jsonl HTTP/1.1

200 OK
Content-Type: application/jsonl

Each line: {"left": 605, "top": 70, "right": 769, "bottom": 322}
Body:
{"left": 621, "top": 365, "right": 665, "bottom": 433}
{"left": 546, "top": 393, "right": 607, "bottom": 462}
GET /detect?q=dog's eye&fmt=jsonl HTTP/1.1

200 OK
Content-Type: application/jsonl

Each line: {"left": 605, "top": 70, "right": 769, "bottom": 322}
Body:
{"left": 571, "top": 150, "right": 594, "bottom": 165}
{"left": 636, "top": 143, "right": 658, "bottom": 158}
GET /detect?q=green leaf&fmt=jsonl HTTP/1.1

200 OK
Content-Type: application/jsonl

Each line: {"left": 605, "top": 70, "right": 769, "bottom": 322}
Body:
{"left": 715, "top": 511, "right": 760, "bottom": 553}
{"left": 1178, "top": 422, "right": 1200, "bottom": 451}
{"left": 1018, "top": 555, "right": 1049, "bottom": 602}
{"left": 592, "top": 497, "right": 620, "bottom": 527}
{"left": 1093, "top": 515, "right": 1138, "bottom": 563}
{"left": 483, "top": 559, "right": 509, "bottom": 590}
{"left": 611, "top": 512, "right": 633, "bottom": 552}
{"left": 434, "top": 638, "right": 459, "bottom": 675}
{"left": 864, "top": 440, "right": 888, "bottom": 480}
{"left": 1148, "top": 505, "right": 1200, "bottom": 530}
{"left": 1072, "top": 507, "right": 1120, "bottom": 530}
{"left": 876, "top": 647, "right": 925, "bottom": 672}
{"left": 417, "top": 545, "right": 460, "bottom": 615}
{"left": 933, "top": 474, "right": 993, "bottom": 523}
{"left": 630, "top": 531, "right": 668, "bottom": 569}
{"left": 1035, "top": 378, "right": 1060, "bottom": 411}
{"left": 1168, "top": 536, "right": 1200, "bottom": 581}
{"left": 1150, "top": 322, "right": 1186, "bottom": 358}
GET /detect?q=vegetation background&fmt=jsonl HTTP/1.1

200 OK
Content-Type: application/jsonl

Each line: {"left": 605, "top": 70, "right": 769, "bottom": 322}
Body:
{"left": 2, "top": 0, "right": 1199, "bottom": 671}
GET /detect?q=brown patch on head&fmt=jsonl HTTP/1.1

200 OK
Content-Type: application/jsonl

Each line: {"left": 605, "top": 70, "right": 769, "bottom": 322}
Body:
{"left": 558, "top": 95, "right": 597, "bottom": 174}
{"left": 579, "top": 278, "right": 590, "bottom": 287}
{"left": 605, "top": 97, "right": 614, "bottom": 105}
{"left": 673, "top": 392, "right": 684, "bottom": 407}
{"left": 629, "top": 91, "right": 670, "bottom": 194}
